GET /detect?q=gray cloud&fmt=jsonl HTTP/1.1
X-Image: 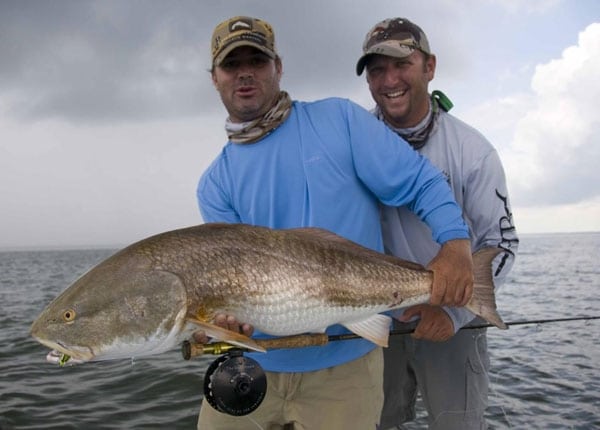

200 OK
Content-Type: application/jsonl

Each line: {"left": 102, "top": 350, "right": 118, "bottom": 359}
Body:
{"left": 0, "top": 0, "right": 463, "bottom": 123}
{"left": 1, "top": 1, "right": 218, "bottom": 122}
{"left": 1, "top": 0, "right": 598, "bottom": 248}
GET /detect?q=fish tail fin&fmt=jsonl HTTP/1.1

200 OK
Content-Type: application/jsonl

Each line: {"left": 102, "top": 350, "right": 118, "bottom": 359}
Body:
{"left": 465, "top": 247, "right": 508, "bottom": 330}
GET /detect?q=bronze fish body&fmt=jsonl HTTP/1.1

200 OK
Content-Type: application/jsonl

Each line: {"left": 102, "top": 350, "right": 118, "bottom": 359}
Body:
{"left": 30, "top": 223, "right": 506, "bottom": 362}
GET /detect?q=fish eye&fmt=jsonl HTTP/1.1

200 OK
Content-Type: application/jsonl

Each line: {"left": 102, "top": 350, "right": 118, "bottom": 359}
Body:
{"left": 63, "top": 309, "right": 76, "bottom": 322}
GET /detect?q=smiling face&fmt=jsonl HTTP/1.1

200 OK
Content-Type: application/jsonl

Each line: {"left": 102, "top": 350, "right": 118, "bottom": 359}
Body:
{"left": 212, "top": 46, "right": 283, "bottom": 123}
{"left": 366, "top": 51, "right": 436, "bottom": 129}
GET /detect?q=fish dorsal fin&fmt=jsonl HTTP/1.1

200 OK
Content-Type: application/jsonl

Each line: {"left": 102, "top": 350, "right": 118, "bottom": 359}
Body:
{"left": 342, "top": 314, "right": 392, "bottom": 347}
{"left": 186, "top": 318, "right": 266, "bottom": 353}
{"left": 288, "top": 227, "right": 426, "bottom": 271}
{"left": 289, "top": 227, "right": 357, "bottom": 245}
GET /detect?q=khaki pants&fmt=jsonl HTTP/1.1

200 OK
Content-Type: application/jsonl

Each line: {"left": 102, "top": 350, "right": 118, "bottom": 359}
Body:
{"left": 197, "top": 348, "right": 384, "bottom": 430}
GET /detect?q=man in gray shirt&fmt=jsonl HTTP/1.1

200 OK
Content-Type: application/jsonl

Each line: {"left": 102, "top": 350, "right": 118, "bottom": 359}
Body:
{"left": 356, "top": 17, "right": 519, "bottom": 429}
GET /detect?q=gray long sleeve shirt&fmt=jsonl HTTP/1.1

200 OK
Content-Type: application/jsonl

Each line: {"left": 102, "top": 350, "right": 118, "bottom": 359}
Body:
{"left": 380, "top": 108, "right": 519, "bottom": 330}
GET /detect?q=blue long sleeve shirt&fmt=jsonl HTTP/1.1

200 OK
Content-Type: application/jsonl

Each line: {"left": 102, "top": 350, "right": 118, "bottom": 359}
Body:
{"left": 197, "top": 97, "right": 469, "bottom": 372}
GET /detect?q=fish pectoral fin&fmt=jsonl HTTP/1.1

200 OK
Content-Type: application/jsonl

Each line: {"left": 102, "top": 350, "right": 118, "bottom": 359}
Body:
{"left": 342, "top": 314, "right": 391, "bottom": 348}
{"left": 185, "top": 318, "right": 266, "bottom": 353}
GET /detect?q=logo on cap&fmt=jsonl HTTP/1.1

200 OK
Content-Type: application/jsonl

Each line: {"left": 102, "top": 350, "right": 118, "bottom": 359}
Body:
{"left": 211, "top": 16, "right": 277, "bottom": 67}
{"left": 230, "top": 20, "right": 252, "bottom": 31}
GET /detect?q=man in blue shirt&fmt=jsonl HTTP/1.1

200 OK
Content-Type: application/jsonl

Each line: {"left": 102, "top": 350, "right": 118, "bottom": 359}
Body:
{"left": 195, "top": 16, "right": 475, "bottom": 430}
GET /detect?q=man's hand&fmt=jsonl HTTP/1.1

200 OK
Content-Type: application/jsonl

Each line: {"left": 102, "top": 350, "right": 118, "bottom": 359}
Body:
{"left": 192, "top": 314, "right": 254, "bottom": 344}
{"left": 427, "top": 239, "right": 473, "bottom": 307}
{"left": 399, "top": 304, "right": 454, "bottom": 341}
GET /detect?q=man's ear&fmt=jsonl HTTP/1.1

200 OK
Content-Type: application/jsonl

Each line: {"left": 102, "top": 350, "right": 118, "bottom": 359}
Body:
{"left": 211, "top": 70, "right": 218, "bottom": 88}
{"left": 275, "top": 56, "right": 283, "bottom": 78}
{"left": 426, "top": 54, "right": 437, "bottom": 81}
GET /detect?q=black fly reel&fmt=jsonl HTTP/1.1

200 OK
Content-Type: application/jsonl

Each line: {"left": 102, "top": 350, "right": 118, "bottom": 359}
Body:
{"left": 203, "top": 349, "right": 267, "bottom": 416}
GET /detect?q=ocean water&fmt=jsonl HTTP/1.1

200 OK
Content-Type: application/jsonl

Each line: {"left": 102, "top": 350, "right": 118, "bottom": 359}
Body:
{"left": 1, "top": 233, "right": 599, "bottom": 429}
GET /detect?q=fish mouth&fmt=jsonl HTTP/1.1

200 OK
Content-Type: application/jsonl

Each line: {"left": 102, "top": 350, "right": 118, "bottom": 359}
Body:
{"left": 32, "top": 336, "right": 95, "bottom": 362}
{"left": 46, "top": 349, "right": 85, "bottom": 366}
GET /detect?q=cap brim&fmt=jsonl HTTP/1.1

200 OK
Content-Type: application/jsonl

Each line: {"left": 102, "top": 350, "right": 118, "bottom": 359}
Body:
{"left": 356, "top": 54, "right": 370, "bottom": 76}
{"left": 355, "top": 44, "right": 416, "bottom": 75}
{"left": 214, "top": 41, "right": 276, "bottom": 67}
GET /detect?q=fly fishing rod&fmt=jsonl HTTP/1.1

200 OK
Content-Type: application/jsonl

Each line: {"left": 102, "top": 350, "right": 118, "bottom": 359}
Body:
{"left": 183, "top": 315, "right": 600, "bottom": 359}
{"left": 183, "top": 315, "right": 599, "bottom": 416}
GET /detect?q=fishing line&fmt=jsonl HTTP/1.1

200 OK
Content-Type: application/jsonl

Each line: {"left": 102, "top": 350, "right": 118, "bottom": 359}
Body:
{"left": 246, "top": 416, "right": 265, "bottom": 430}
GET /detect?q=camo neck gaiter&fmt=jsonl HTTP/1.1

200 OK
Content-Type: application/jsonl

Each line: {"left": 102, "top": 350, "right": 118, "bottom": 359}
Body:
{"left": 375, "top": 91, "right": 450, "bottom": 150}
{"left": 225, "top": 91, "right": 293, "bottom": 144}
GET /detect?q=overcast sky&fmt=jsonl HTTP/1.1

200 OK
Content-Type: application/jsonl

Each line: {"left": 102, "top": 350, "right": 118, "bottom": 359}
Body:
{"left": 1, "top": 0, "right": 599, "bottom": 249}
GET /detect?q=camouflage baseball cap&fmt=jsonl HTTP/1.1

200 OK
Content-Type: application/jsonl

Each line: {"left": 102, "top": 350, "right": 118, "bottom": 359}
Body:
{"left": 356, "top": 17, "right": 431, "bottom": 75}
{"left": 211, "top": 16, "right": 277, "bottom": 67}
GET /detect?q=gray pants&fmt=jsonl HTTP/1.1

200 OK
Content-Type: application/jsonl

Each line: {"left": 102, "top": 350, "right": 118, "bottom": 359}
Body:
{"left": 380, "top": 320, "right": 490, "bottom": 430}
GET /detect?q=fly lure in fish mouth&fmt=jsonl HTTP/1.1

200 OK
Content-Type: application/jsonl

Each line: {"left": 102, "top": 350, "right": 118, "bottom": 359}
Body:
{"left": 58, "top": 353, "right": 71, "bottom": 366}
